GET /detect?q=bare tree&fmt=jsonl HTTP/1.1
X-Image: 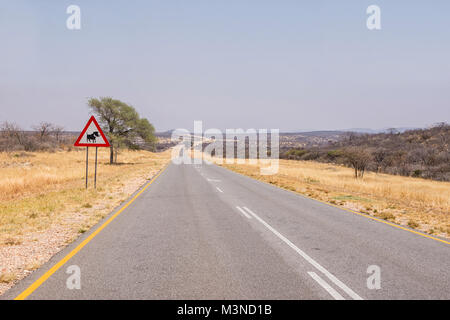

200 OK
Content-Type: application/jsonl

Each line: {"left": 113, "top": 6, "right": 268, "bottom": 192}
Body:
{"left": 51, "top": 125, "right": 65, "bottom": 143}
{"left": 344, "top": 132, "right": 357, "bottom": 145}
{"left": 0, "top": 121, "right": 26, "bottom": 150}
{"left": 343, "top": 147, "right": 372, "bottom": 179}
{"left": 32, "top": 122, "right": 54, "bottom": 141}
{"left": 373, "top": 148, "right": 387, "bottom": 173}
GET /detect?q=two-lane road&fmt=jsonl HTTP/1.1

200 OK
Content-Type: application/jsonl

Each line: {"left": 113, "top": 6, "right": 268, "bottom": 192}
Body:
{"left": 4, "top": 162, "right": 450, "bottom": 300}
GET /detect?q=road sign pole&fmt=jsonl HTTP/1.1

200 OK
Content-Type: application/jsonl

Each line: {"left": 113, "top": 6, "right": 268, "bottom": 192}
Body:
{"left": 94, "top": 147, "right": 98, "bottom": 189}
{"left": 86, "top": 147, "right": 89, "bottom": 189}
{"left": 75, "top": 116, "right": 110, "bottom": 189}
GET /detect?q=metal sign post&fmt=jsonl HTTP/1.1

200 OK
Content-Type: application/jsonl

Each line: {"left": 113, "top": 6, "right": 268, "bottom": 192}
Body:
{"left": 75, "top": 116, "right": 110, "bottom": 189}
{"left": 94, "top": 147, "right": 98, "bottom": 189}
{"left": 86, "top": 147, "right": 89, "bottom": 189}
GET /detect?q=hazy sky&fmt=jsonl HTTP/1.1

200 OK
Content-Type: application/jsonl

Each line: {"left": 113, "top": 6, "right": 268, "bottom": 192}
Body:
{"left": 1, "top": 0, "right": 449, "bottom": 132}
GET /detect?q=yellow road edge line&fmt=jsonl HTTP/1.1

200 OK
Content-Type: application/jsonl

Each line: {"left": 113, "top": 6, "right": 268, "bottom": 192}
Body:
{"left": 217, "top": 164, "right": 450, "bottom": 246}
{"left": 14, "top": 164, "right": 170, "bottom": 300}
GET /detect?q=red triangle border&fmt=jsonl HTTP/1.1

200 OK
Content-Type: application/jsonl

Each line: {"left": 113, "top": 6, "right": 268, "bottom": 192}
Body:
{"left": 74, "top": 116, "right": 111, "bottom": 147}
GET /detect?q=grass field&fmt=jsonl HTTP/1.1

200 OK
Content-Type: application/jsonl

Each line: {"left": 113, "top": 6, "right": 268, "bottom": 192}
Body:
{"left": 0, "top": 148, "right": 170, "bottom": 292}
{"left": 219, "top": 159, "right": 450, "bottom": 239}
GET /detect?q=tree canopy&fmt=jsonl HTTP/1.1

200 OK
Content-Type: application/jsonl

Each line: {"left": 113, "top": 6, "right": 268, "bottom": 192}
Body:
{"left": 88, "top": 97, "right": 156, "bottom": 164}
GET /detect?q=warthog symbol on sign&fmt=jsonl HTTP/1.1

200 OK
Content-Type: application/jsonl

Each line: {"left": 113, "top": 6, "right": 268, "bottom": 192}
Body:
{"left": 87, "top": 131, "right": 100, "bottom": 143}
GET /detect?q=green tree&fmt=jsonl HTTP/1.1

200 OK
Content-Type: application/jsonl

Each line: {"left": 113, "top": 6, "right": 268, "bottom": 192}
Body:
{"left": 88, "top": 97, "right": 156, "bottom": 164}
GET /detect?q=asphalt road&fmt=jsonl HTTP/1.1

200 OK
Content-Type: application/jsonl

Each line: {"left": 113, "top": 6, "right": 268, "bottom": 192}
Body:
{"left": 4, "top": 161, "right": 450, "bottom": 300}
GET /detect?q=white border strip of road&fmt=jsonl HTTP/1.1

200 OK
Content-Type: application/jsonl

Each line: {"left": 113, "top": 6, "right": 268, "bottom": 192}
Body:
{"left": 308, "top": 272, "right": 345, "bottom": 300}
{"left": 236, "top": 206, "right": 252, "bottom": 219}
{"left": 242, "top": 206, "right": 363, "bottom": 300}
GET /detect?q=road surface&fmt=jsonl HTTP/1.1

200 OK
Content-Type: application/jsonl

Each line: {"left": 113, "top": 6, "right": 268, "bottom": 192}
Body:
{"left": 4, "top": 161, "right": 450, "bottom": 300}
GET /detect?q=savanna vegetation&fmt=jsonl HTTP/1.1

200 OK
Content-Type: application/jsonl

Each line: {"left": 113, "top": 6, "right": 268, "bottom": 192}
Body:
{"left": 1, "top": 98, "right": 159, "bottom": 166}
{"left": 0, "top": 121, "right": 74, "bottom": 152}
{"left": 281, "top": 123, "right": 450, "bottom": 181}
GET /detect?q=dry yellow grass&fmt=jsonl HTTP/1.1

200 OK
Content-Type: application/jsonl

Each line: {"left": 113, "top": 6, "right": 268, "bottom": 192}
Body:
{"left": 219, "top": 159, "right": 450, "bottom": 238}
{"left": 0, "top": 272, "right": 16, "bottom": 284}
{"left": 0, "top": 148, "right": 170, "bottom": 293}
{"left": 0, "top": 148, "right": 170, "bottom": 238}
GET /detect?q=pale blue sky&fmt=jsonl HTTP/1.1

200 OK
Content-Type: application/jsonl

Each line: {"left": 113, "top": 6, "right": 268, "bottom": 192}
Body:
{"left": 0, "top": 1, "right": 449, "bottom": 131}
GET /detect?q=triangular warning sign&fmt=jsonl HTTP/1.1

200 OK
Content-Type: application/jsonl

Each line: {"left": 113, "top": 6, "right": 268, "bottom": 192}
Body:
{"left": 74, "top": 116, "right": 111, "bottom": 147}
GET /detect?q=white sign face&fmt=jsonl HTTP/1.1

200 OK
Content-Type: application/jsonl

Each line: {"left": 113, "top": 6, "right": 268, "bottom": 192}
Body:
{"left": 78, "top": 121, "right": 107, "bottom": 145}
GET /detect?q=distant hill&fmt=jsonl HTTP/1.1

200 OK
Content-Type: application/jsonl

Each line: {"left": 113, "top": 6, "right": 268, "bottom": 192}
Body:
{"left": 289, "top": 127, "right": 419, "bottom": 134}
{"left": 155, "top": 130, "right": 175, "bottom": 138}
{"left": 279, "top": 131, "right": 347, "bottom": 150}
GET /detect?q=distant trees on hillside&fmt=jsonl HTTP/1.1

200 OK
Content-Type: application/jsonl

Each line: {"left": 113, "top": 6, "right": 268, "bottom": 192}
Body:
{"left": 281, "top": 123, "right": 450, "bottom": 181}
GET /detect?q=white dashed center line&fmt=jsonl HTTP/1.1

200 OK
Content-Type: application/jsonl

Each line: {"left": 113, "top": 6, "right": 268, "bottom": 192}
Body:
{"left": 236, "top": 206, "right": 252, "bottom": 219}
{"left": 241, "top": 206, "right": 363, "bottom": 300}
{"left": 308, "top": 272, "right": 345, "bottom": 300}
